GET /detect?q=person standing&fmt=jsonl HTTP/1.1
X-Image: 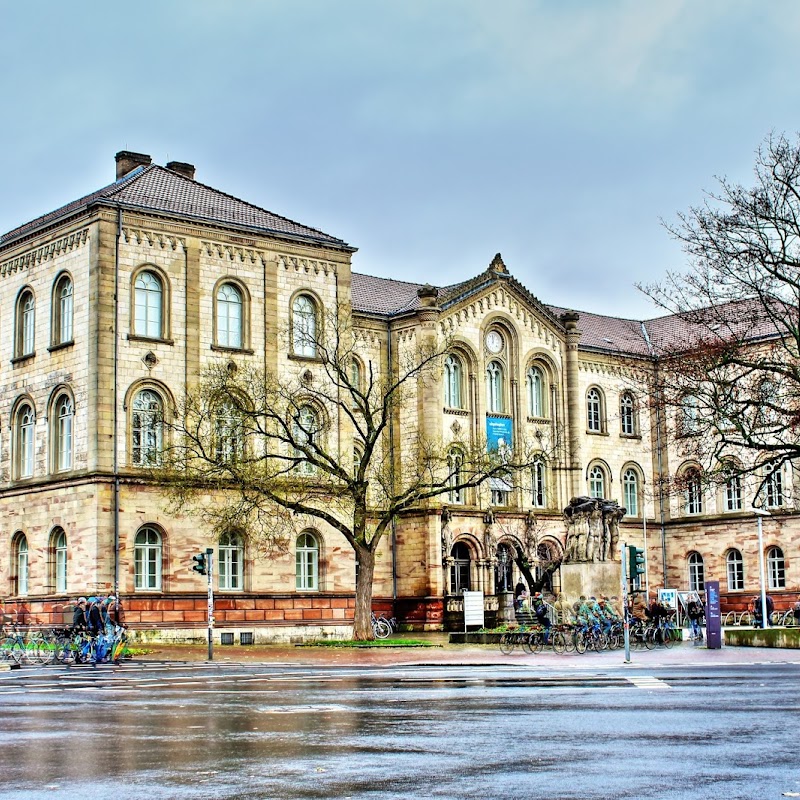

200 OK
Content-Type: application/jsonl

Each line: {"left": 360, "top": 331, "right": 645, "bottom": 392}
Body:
{"left": 687, "top": 599, "right": 704, "bottom": 642}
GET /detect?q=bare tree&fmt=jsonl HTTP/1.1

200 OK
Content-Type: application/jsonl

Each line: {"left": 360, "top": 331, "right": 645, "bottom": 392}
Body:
{"left": 155, "top": 304, "right": 548, "bottom": 639}
{"left": 639, "top": 132, "right": 800, "bottom": 495}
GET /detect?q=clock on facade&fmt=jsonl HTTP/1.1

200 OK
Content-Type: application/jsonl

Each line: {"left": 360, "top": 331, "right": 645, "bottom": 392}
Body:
{"left": 485, "top": 330, "right": 503, "bottom": 354}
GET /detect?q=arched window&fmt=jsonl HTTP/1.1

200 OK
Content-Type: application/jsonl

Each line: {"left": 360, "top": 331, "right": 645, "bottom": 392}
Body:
{"left": 292, "top": 405, "right": 318, "bottom": 475}
{"left": 688, "top": 551, "right": 705, "bottom": 592}
{"left": 724, "top": 469, "right": 742, "bottom": 512}
{"left": 726, "top": 549, "right": 744, "bottom": 592}
{"left": 54, "top": 394, "right": 74, "bottom": 472}
{"left": 532, "top": 457, "right": 546, "bottom": 508}
{"left": 15, "top": 403, "right": 35, "bottom": 479}
{"left": 296, "top": 531, "right": 319, "bottom": 590}
{"left": 527, "top": 366, "right": 545, "bottom": 417}
{"left": 350, "top": 358, "right": 363, "bottom": 409}
{"left": 134, "top": 526, "right": 162, "bottom": 590}
{"left": 684, "top": 467, "right": 703, "bottom": 515}
{"left": 486, "top": 360, "right": 504, "bottom": 413}
{"left": 132, "top": 390, "right": 163, "bottom": 466}
{"left": 622, "top": 468, "right": 639, "bottom": 516}
{"left": 134, "top": 270, "right": 163, "bottom": 338}
{"left": 16, "top": 289, "right": 35, "bottom": 358}
{"left": 587, "top": 388, "right": 603, "bottom": 432}
{"left": 620, "top": 392, "right": 636, "bottom": 436}
{"left": 52, "top": 274, "right": 73, "bottom": 346}
{"left": 450, "top": 542, "right": 471, "bottom": 593}
{"left": 13, "top": 534, "right": 29, "bottom": 596}
{"left": 495, "top": 543, "right": 514, "bottom": 593}
{"left": 589, "top": 465, "right": 605, "bottom": 499}
{"left": 52, "top": 528, "right": 67, "bottom": 593}
{"left": 761, "top": 463, "right": 784, "bottom": 508}
{"left": 216, "top": 283, "right": 243, "bottom": 348}
{"left": 218, "top": 532, "right": 244, "bottom": 591}
{"left": 681, "top": 394, "right": 700, "bottom": 435}
{"left": 215, "top": 399, "right": 244, "bottom": 464}
{"left": 292, "top": 294, "right": 317, "bottom": 357}
{"left": 444, "top": 354, "right": 463, "bottom": 409}
{"left": 447, "top": 448, "right": 464, "bottom": 504}
{"left": 767, "top": 546, "right": 786, "bottom": 589}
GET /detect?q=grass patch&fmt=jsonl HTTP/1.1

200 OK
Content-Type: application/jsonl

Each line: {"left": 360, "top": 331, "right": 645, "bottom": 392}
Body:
{"left": 299, "top": 639, "right": 439, "bottom": 648}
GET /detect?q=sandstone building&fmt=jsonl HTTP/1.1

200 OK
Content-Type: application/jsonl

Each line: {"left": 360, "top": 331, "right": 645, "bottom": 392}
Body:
{"left": 0, "top": 151, "right": 796, "bottom": 640}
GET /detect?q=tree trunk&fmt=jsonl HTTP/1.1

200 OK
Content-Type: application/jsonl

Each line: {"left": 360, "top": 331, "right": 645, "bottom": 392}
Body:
{"left": 515, "top": 556, "right": 563, "bottom": 595}
{"left": 352, "top": 545, "right": 376, "bottom": 640}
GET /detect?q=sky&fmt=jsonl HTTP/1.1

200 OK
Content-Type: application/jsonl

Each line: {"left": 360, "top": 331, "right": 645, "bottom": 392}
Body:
{"left": 3, "top": 0, "right": 800, "bottom": 320}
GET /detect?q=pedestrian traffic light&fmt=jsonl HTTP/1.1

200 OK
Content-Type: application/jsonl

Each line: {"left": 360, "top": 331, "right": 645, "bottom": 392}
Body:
{"left": 628, "top": 546, "right": 646, "bottom": 581}
{"left": 192, "top": 552, "right": 207, "bottom": 575}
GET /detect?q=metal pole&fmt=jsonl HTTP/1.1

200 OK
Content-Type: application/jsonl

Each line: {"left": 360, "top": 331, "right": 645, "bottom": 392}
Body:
{"left": 621, "top": 541, "right": 630, "bottom": 663}
{"left": 756, "top": 515, "right": 769, "bottom": 629}
{"left": 206, "top": 547, "right": 214, "bottom": 661}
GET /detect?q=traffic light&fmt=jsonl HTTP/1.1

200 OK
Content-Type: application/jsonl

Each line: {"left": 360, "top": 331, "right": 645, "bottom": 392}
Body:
{"left": 628, "top": 546, "right": 646, "bottom": 584}
{"left": 192, "top": 552, "right": 207, "bottom": 575}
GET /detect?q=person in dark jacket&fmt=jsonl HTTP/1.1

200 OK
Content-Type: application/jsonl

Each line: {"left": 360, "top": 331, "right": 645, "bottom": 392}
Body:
{"left": 72, "top": 597, "right": 88, "bottom": 631}
{"left": 86, "top": 597, "right": 104, "bottom": 636}
{"left": 687, "top": 599, "right": 704, "bottom": 641}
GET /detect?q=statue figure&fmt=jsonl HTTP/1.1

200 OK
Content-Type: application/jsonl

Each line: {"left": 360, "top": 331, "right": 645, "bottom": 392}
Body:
{"left": 562, "top": 496, "right": 626, "bottom": 563}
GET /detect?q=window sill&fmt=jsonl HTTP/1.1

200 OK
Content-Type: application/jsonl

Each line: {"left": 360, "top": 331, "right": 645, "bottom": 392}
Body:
{"left": 127, "top": 334, "right": 174, "bottom": 346}
{"left": 486, "top": 412, "right": 512, "bottom": 419}
{"left": 586, "top": 429, "right": 609, "bottom": 436}
{"left": 444, "top": 407, "right": 470, "bottom": 416}
{"left": 619, "top": 433, "right": 642, "bottom": 440}
{"left": 48, "top": 340, "right": 75, "bottom": 353}
{"left": 288, "top": 353, "right": 322, "bottom": 363}
{"left": 211, "top": 344, "right": 254, "bottom": 355}
{"left": 11, "top": 353, "right": 35, "bottom": 366}
{"left": 527, "top": 416, "right": 551, "bottom": 424}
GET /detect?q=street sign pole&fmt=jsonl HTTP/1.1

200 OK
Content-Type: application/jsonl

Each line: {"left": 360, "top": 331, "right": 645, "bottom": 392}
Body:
{"left": 621, "top": 541, "right": 630, "bottom": 663}
{"left": 206, "top": 547, "right": 214, "bottom": 661}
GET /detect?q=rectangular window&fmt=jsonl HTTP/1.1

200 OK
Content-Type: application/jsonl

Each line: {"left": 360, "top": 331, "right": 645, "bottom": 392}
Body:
{"left": 727, "top": 559, "right": 743, "bottom": 592}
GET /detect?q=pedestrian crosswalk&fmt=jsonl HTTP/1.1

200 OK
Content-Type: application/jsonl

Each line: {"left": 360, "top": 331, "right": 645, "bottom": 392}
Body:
{"left": 627, "top": 675, "right": 672, "bottom": 690}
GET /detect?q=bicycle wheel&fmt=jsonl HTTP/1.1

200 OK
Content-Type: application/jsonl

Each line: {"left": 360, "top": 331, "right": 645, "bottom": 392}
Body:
{"left": 499, "top": 633, "right": 516, "bottom": 655}
{"left": 574, "top": 632, "right": 587, "bottom": 655}
{"left": 644, "top": 628, "right": 657, "bottom": 650}
{"left": 551, "top": 630, "right": 567, "bottom": 654}
{"left": 372, "top": 619, "right": 391, "bottom": 639}
{"left": 531, "top": 630, "right": 545, "bottom": 654}
{"left": 662, "top": 627, "right": 674, "bottom": 648}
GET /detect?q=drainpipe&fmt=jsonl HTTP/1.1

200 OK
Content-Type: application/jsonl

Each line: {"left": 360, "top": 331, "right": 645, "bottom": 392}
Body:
{"left": 113, "top": 208, "right": 122, "bottom": 595}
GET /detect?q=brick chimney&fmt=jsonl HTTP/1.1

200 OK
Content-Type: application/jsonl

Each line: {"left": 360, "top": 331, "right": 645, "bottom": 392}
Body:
{"left": 115, "top": 151, "right": 152, "bottom": 179}
{"left": 165, "top": 161, "right": 196, "bottom": 180}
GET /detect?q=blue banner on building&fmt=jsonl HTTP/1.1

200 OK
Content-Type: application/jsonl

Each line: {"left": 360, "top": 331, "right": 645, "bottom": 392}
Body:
{"left": 486, "top": 416, "right": 513, "bottom": 453}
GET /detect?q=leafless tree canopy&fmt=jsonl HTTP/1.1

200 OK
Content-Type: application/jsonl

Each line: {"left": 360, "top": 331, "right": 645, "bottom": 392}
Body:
{"left": 640, "top": 132, "right": 800, "bottom": 492}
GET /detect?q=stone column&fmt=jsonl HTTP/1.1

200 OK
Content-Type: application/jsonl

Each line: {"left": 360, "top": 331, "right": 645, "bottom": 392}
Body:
{"left": 560, "top": 311, "right": 582, "bottom": 498}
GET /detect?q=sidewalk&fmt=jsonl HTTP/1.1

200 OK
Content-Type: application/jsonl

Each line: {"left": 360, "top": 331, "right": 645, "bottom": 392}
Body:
{"left": 138, "top": 633, "right": 800, "bottom": 669}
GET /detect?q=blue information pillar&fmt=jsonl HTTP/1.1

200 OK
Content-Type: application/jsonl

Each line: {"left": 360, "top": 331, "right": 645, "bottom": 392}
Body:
{"left": 705, "top": 580, "right": 722, "bottom": 649}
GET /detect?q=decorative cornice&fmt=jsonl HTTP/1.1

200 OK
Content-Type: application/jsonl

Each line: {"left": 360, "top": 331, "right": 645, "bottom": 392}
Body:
{"left": 201, "top": 240, "right": 267, "bottom": 265}
{"left": 123, "top": 227, "right": 186, "bottom": 252}
{"left": 0, "top": 228, "right": 89, "bottom": 278}
{"left": 277, "top": 253, "right": 337, "bottom": 276}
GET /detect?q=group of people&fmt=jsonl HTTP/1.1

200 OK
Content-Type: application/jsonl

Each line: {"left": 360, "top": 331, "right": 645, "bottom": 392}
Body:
{"left": 513, "top": 582, "right": 552, "bottom": 635}
{"left": 71, "top": 595, "right": 126, "bottom": 664}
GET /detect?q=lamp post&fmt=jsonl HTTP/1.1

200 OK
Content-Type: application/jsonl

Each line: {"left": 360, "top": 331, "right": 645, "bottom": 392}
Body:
{"left": 752, "top": 508, "right": 771, "bottom": 628}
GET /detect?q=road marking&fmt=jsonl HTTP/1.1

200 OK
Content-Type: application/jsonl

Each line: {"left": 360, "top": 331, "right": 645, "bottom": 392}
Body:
{"left": 627, "top": 676, "right": 671, "bottom": 690}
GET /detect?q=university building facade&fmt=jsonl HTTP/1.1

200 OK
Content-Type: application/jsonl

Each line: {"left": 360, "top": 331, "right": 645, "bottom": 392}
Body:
{"left": 0, "top": 151, "right": 796, "bottom": 641}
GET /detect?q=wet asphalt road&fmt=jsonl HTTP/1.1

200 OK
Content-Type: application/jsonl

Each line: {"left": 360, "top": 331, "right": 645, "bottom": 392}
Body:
{"left": 0, "top": 660, "right": 798, "bottom": 800}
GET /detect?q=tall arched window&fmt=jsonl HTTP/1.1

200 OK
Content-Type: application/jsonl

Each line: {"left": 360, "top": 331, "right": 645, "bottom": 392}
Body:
{"left": 681, "top": 393, "right": 700, "bottom": 435}
{"left": 450, "top": 542, "right": 471, "bottom": 594}
{"left": 134, "top": 526, "right": 162, "bottom": 590}
{"left": 292, "top": 294, "right": 317, "bottom": 357}
{"left": 132, "top": 389, "right": 163, "bottom": 466}
{"left": 293, "top": 405, "right": 318, "bottom": 475}
{"left": 296, "top": 531, "right": 319, "bottom": 590}
{"left": 13, "top": 534, "right": 29, "bottom": 596}
{"left": 444, "top": 354, "right": 463, "bottom": 409}
{"left": 532, "top": 457, "right": 546, "bottom": 508}
{"left": 15, "top": 403, "right": 35, "bottom": 479}
{"left": 447, "top": 448, "right": 464, "bottom": 504}
{"left": 688, "top": 551, "right": 705, "bottom": 592}
{"left": 527, "top": 366, "right": 545, "bottom": 417}
{"left": 620, "top": 392, "right": 636, "bottom": 436}
{"left": 54, "top": 394, "right": 74, "bottom": 472}
{"left": 15, "top": 289, "right": 35, "bottom": 358}
{"left": 726, "top": 549, "right": 744, "bottom": 592}
{"left": 684, "top": 467, "right": 703, "bottom": 515}
{"left": 762, "top": 463, "right": 784, "bottom": 508}
{"left": 53, "top": 274, "right": 73, "bottom": 345}
{"left": 486, "top": 361, "right": 504, "bottom": 413}
{"left": 218, "top": 532, "right": 244, "bottom": 591}
{"left": 587, "top": 388, "right": 603, "bottom": 432}
{"left": 134, "top": 270, "right": 163, "bottom": 338}
{"left": 215, "top": 399, "right": 244, "bottom": 464}
{"left": 724, "top": 470, "right": 742, "bottom": 511}
{"left": 622, "top": 468, "right": 639, "bottom": 516}
{"left": 767, "top": 546, "right": 786, "bottom": 589}
{"left": 216, "top": 283, "right": 243, "bottom": 348}
{"left": 52, "top": 528, "right": 67, "bottom": 593}
{"left": 589, "top": 465, "right": 605, "bottom": 499}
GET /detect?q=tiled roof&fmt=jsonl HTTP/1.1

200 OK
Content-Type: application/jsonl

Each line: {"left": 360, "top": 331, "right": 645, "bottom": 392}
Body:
{"left": 1, "top": 165, "right": 353, "bottom": 250}
{"left": 547, "top": 305, "right": 652, "bottom": 357}
{"left": 351, "top": 272, "right": 428, "bottom": 315}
